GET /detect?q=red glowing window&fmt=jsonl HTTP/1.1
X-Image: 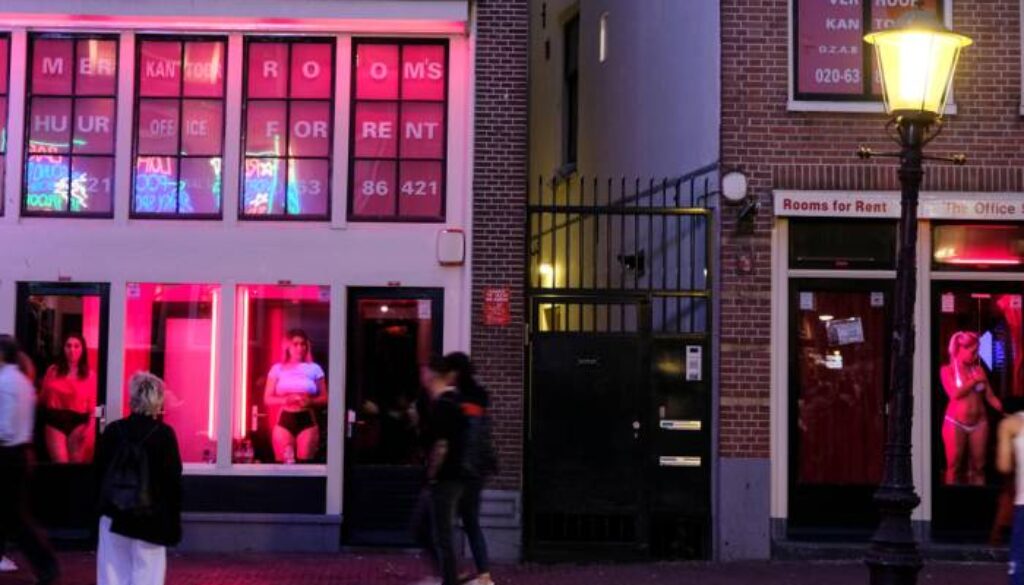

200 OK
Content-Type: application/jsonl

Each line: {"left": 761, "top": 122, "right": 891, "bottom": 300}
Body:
{"left": 24, "top": 34, "right": 117, "bottom": 217}
{"left": 133, "top": 37, "right": 226, "bottom": 218}
{"left": 0, "top": 34, "right": 8, "bottom": 215}
{"left": 124, "top": 283, "right": 221, "bottom": 464}
{"left": 242, "top": 38, "right": 334, "bottom": 219}
{"left": 349, "top": 40, "right": 448, "bottom": 222}
{"left": 933, "top": 224, "right": 1024, "bottom": 271}
{"left": 234, "top": 284, "right": 331, "bottom": 465}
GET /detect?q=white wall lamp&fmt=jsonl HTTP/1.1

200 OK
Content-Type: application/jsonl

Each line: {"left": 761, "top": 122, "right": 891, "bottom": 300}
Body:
{"left": 719, "top": 170, "right": 756, "bottom": 234}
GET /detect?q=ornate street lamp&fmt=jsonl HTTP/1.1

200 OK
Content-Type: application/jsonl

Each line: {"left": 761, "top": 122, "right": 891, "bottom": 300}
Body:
{"left": 859, "top": 9, "right": 971, "bottom": 585}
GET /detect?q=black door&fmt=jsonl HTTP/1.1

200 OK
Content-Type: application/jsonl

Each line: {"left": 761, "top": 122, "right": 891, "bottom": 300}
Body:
{"left": 787, "top": 279, "right": 892, "bottom": 538}
{"left": 342, "top": 287, "right": 443, "bottom": 546}
{"left": 527, "top": 303, "right": 647, "bottom": 559}
{"left": 15, "top": 281, "right": 110, "bottom": 539}
{"left": 930, "top": 282, "right": 1023, "bottom": 542}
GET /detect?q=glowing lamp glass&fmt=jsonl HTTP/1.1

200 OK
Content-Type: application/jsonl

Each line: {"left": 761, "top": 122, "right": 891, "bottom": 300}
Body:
{"left": 864, "top": 11, "right": 971, "bottom": 118}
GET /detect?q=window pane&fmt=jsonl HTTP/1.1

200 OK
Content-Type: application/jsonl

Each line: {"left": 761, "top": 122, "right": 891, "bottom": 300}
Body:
{"left": 351, "top": 160, "right": 396, "bottom": 218}
{"left": 180, "top": 99, "right": 223, "bottom": 156}
{"left": 400, "top": 102, "right": 444, "bottom": 159}
{"left": 234, "top": 284, "right": 330, "bottom": 464}
{"left": 183, "top": 41, "right": 225, "bottom": 97}
{"left": 243, "top": 158, "right": 286, "bottom": 216}
{"left": 933, "top": 224, "right": 1024, "bottom": 270}
{"left": 124, "top": 283, "right": 221, "bottom": 463}
{"left": 139, "top": 41, "right": 182, "bottom": 97}
{"left": 71, "top": 156, "right": 114, "bottom": 214}
{"left": 401, "top": 44, "right": 445, "bottom": 101}
{"left": 31, "top": 38, "right": 73, "bottom": 95}
{"left": 247, "top": 42, "right": 288, "bottom": 99}
{"left": 795, "top": 0, "right": 862, "bottom": 96}
{"left": 789, "top": 219, "right": 897, "bottom": 269}
{"left": 28, "top": 97, "right": 72, "bottom": 153}
{"left": 0, "top": 97, "right": 7, "bottom": 152}
{"left": 25, "top": 154, "right": 69, "bottom": 212}
{"left": 137, "top": 99, "right": 180, "bottom": 155}
{"left": 134, "top": 156, "right": 179, "bottom": 214}
{"left": 290, "top": 43, "right": 333, "bottom": 99}
{"left": 0, "top": 38, "right": 9, "bottom": 95}
{"left": 179, "top": 157, "right": 222, "bottom": 215}
{"left": 354, "top": 102, "right": 398, "bottom": 158}
{"left": 245, "top": 100, "right": 287, "bottom": 156}
{"left": 288, "top": 101, "right": 330, "bottom": 157}
{"left": 287, "top": 158, "right": 329, "bottom": 216}
{"left": 355, "top": 44, "right": 399, "bottom": 100}
{"left": 72, "top": 97, "right": 116, "bottom": 154}
{"left": 398, "top": 161, "right": 443, "bottom": 219}
{"left": 75, "top": 39, "right": 117, "bottom": 95}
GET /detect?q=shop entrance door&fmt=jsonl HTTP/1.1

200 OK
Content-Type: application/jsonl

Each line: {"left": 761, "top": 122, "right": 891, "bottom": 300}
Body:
{"left": 342, "top": 287, "right": 443, "bottom": 546}
{"left": 788, "top": 280, "right": 891, "bottom": 537}
{"left": 14, "top": 281, "right": 110, "bottom": 539}
{"left": 931, "top": 283, "right": 1023, "bottom": 542}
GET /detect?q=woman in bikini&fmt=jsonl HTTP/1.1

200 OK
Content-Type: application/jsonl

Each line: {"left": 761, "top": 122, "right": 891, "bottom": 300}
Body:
{"left": 941, "top": 330, "right": 1005, "bottom": 485}
{"left": 264, "top": 329, "right": 328, "bottom": 463}
{"left": 39, "top": 333, "right": 97, "bottom": 463}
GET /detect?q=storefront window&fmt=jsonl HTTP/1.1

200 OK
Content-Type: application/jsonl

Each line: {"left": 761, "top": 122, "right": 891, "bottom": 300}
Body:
{"left": 133, "top": 37, "right": 226, "bottom": 217}
{"left": 349, "top": 40, "right": 448, "bottom": 222}
{"left": 234, "top": 284, "right": 330, "bottom": 465}
{"left": 123, "top": 283, "right": 220, "bottom": 464}
{"left": 789, "top": 219, "right": 897, "bottom": 270}
{"left": 24, "top": 34, "right": 118, "bottom": 216}
{"left": 242, "top": 39, "right": 334, "bottom": 219}
{"left": 933, "top": 223, "right": 1024, "bottom": 270}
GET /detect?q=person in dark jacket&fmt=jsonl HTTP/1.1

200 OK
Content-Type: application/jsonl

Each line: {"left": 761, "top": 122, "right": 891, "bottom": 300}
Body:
{"left": 96, "top": 371, "right": 182, "bottom": 585}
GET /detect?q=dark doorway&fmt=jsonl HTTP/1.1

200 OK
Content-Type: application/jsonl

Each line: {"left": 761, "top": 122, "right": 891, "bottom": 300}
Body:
{"left": 342, "top": 287, "right": 443, "bottom": 546}
{"left": 15, "top": 281, "right": 110, "bottom": 540}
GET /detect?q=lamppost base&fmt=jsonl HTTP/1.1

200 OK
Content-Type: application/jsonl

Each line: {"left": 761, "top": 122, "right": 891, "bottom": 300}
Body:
{"left": 866, "top": 548, "right": 923, "bottom": 585}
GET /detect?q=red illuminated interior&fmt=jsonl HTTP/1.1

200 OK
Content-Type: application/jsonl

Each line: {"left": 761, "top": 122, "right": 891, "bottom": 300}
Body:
{"left": 934, "top": 224, "right": 1024, "bottom": 267}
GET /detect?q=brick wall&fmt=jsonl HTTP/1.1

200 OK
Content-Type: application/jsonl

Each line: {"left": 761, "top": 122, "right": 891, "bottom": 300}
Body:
{"left": 719, "top": 0, "right": 1024, "bottom": 458}
{"left": 472, "top": 0, "right": 530, "bottom": 491}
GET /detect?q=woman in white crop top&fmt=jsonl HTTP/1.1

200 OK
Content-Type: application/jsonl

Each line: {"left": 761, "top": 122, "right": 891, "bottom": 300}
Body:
{"left": 264, "top": 329, "right": 328, "bottom": 462}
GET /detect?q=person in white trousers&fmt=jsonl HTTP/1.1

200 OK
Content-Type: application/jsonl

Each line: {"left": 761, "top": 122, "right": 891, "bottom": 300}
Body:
{"left": 96, "top": 372, "right": 182, "bottom": 585}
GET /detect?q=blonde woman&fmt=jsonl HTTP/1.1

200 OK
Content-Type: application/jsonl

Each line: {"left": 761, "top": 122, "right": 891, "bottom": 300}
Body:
{"left": 96, "top": 372, "right": 182, "bottom": 585}
{"left": 264, "top": 329, "right": 328, "bottom": 463}
{"left": 941, "top": 331, "right": 1005, "bottom": 485}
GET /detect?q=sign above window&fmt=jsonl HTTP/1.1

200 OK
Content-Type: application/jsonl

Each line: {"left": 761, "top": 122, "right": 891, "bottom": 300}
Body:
{"left": 775, "top": 191, "right": 1024, "bottom": 221}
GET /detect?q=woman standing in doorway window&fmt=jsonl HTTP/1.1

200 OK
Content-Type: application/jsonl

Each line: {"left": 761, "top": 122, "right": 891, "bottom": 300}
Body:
{"left": 942, "top": 331, "right": 1005, "bottom": 485}
{"left": 39, "top": 333, "right": 97, "bottom": 463}
{"left": 264, "top": 329, "right": 328, "bottom": 463}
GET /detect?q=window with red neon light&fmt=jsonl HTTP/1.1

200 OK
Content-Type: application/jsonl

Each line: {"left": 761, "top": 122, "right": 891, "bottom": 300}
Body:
{"left": 349, "top": 39, "right": 448, "bottom": 222}
{"left": 123, "top": 283, "right": 220, "bottom": 463}
{"left": 0, "top": 34, "right": 9, "bottom": 216}
{"left": 23, "top": 34, "right": 118, "bottom": 217}
{"left": 933, "top": 224, "right": 1024, "bottom": 271}
{"left": 242, "top": 38, "right": 334, "bottom": 219}
{"left": 234, "top": 284, "right": 330, "bottom": 465}
{"left": 132, "top": 37, "right": 226, "bottom": 218}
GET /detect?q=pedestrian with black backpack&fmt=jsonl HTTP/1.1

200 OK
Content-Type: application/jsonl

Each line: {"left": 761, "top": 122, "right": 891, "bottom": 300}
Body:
{"left": 96, "top": 372, "right": 182, "bottom": 585}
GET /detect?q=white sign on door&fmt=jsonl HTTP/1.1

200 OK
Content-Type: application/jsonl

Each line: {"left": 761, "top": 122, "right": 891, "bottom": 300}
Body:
{"left": 685, "top": 345, "right": 702, "bottom": 382}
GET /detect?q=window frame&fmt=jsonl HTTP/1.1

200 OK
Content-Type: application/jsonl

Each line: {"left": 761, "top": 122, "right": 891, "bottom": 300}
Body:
{"left": 347, "top": 37, "right": 450, "bottom": 223}
{"left": 22, "top": 32, "right": 120, "bottom": 219}
{"left": 788, "top": 0, "right": 953, "bottom": 112}
{"left": 130, "top": 34, "right": 228, "bottom": 220}
{"left": 240, "top": 36, "right": 336, "bottom": 222}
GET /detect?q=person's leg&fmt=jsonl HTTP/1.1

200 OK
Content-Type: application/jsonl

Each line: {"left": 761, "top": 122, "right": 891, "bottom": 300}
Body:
{"left": 458, "top": 480, "right": 490, "bottom": 578}
{"left": 8, "top": 448, "right": 59, "bottom": 582}
{"left": 68, "top": 422, "right": 91, "bottom": 463}
{"left": 1010, "top": 506, "right": 1024, "bottom": 585}
{"left": 0, "top": 448, "right": 16, "bottom": 572}
{"left": 98, "top": 515, "right": 132, "bottom": 585}
{"left": 44, "top": 426, "right": 69, "bottom": 464}
{"left": 431, "top": 481, "right": 463, "bottom": 585}
{"left": 271, "top": 424, "right": 295, "bottom": 462}
{"left": 942, "top": 418, "right": 967, "bottom": 484}
{"left": 968, "top": 420, "right": 989, "bottom": 486}
{"left": 296, "top": 424, "right": 320, "bottom": 462}
{"left": 130, "top": 536, "right": 167, "bottom": 585}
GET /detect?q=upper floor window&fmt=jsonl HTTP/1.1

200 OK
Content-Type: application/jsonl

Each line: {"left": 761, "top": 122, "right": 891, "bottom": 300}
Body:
{"left": 349, "top": 40, "right": 448, "bottom": 222}
{"left": 563, "top": 15, "right": 579, "bottom": 166}
{"left": 132, "top": 37, "right": 226, "bottom": 218}
{"left": 793, "top": 0, "right": 943, "bottom": 102}
{"left": 24, "top": 34, "right": 118, "bottom": 217}
{"left": 242, "top": 38, "right": 334, "bottom": 220}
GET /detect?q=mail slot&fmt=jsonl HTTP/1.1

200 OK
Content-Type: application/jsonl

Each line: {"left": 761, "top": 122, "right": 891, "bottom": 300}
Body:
{"left": 659, "top": 419, "right": 701, "bottom": 431}
{"left": 659, "top": 456, "right": 701, "bottom": 468}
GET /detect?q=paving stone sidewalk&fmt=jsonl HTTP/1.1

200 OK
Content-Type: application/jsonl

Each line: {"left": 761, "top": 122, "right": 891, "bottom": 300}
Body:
{"left": 0, "top": 552, "right": 1006, "bottom": 585}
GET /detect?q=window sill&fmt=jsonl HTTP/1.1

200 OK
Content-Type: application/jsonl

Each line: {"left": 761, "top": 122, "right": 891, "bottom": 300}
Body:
{"left": 787, "top": 100, "right": 958, "bottom": 116}
{"left": 183, "top": 463, "right": 327, "bottom": 477}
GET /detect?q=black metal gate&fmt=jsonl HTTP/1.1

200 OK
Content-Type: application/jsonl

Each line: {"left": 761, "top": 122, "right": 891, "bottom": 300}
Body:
{"left": 525, "top": 165, "right": 716, "bottom": 560}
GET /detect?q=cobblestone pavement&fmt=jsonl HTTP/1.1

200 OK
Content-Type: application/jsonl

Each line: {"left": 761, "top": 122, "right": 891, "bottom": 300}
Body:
{"left": 0, "top": 552, "right": 1006, "bottom": 585}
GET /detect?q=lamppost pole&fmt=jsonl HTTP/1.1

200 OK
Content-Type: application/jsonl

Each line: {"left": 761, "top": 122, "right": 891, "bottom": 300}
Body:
{"left": 865, "top": 117, "right": 926, "bottom": 585}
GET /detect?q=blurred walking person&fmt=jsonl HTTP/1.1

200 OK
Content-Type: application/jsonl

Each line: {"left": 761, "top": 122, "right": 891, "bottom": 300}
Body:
{"left": 96, "top": 372, "right": 182, "bottom": 585}
{"left": 0, "top": 334, "right": 60, "bottom": 584}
